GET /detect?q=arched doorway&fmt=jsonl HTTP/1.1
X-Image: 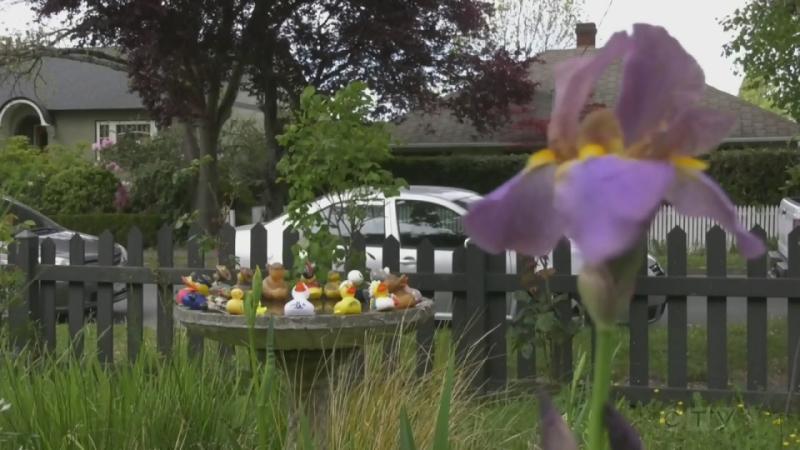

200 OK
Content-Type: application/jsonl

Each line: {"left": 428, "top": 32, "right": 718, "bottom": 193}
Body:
{"left": 0, "top": 98, "right": 52, "bottom": 148}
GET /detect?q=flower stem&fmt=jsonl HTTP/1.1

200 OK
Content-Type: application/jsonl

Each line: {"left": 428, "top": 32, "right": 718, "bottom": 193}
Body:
{"left": 588, "top": 327, "right": 615, "bottom": 450}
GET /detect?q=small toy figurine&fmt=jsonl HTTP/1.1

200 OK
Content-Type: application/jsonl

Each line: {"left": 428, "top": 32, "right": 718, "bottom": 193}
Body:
{"left": 334, "top": 285, "right": 362, "bottom": 315}
{"left": 178, "top": 273, "right": 212, "bottom": 310}
{"left": 324, "top": 271, "right": 342, "bottom": 302}
{"left": 373, "top": 282, "right": 394, "bottom": 311}
{"left": 237, "top": 267, "right": 254, "bottom": 290}
{"left": 262, "top": 263, "right": 290, "bottom": 313}
{"left": 346, "top": 270, "right": 368, "bottom": 309}
{"left": 301, "top": 261, "right": 323, "bottom": 311}
{"left": 226, "top": 288, "right": 245, "bottom": 315}
{"left": 385, "top": 272, "right": 420, "bottom": 310}
{"left": 256, "top": 305, "right": 269, "bottom": 316}
{"left": 284, "top": 282, "right": 315, "bottom": 316}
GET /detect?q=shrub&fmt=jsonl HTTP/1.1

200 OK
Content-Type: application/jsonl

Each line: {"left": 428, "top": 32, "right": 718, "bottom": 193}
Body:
{"left": 387, "top": 147, "right": 800, "bottom": 205}
{"left": 40, "top": 166, "right": 119, "bottom": 215}
{"left": 52, "top": 213, "right": 168, "bottom": 248}
{"left": 0, "top": 137, "right": 119, "bottom": 214}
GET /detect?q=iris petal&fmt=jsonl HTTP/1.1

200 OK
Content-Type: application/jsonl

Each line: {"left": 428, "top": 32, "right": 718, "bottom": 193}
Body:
{"left": 548, "top": 31, "right": 631, "bottom": 157}
{"left": 464, "top": 165, "right": 564, "bottom": 256}
{"left": 555, "top": 156, "right": 675, "bottom": 264}
{"left": 651, "top": 107, "right": 735, "bottom": 156}
{"left": 615, "top": 24, "right": 705, "bottom": 146}
{"left": 666, "top": 170, "right": 766, "bottom": 258}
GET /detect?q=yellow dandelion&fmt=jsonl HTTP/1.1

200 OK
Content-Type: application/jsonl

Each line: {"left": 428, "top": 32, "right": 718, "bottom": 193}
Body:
{"left": 659, "top": 417, "right": 666, "bottom": 426}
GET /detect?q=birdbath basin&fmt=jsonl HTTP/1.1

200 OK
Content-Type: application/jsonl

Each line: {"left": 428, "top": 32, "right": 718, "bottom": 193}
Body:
{"left": 174, "top": 300, "right": 434, "bottom": 440}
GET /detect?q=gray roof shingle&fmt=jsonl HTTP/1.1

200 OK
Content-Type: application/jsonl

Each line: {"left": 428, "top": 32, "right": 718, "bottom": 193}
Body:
{"left": 390, "top": 48, "right": 800, "bottom": 148}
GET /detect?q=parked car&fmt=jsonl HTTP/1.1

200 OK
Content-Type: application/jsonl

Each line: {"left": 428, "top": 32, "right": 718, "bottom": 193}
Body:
{"left": 771, "top": 197, "right": 800, "bottom": 277}
{"left": 0, "top": 197, "right": 128, "bottom": 311}
{"left": 235, "top": 186, "right": 666, "bottom": 322}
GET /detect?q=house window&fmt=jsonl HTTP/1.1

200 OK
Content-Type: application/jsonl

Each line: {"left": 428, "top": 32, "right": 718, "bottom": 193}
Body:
{"left": 96, "top": 120, "right": 157, "bottom": 144}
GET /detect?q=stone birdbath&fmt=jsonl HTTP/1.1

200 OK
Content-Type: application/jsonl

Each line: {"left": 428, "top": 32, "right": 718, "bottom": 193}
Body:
{"left": 174, "top": 300, "right": 434, "bottom": 439}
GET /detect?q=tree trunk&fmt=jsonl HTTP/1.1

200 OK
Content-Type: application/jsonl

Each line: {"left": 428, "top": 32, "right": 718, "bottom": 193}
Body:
{"left": 261, "top": 64, "right": 286, "bottom": 221}
{"left": 194, "top": 122, "right": 222, "bottom": 234}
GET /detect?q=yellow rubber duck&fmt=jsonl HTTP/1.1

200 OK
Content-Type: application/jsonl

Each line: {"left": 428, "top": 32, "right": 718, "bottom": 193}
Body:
{"left": 334, "top": 285, "right": 362, "bottom": 315}
{"left": 324, "top": 271, "right": 342, "bottom": 300}
{"left": 226, "top": 288, "right": 244, "bottom": 315}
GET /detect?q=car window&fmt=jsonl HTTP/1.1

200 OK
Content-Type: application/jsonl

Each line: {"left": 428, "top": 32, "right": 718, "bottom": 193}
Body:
{"left": 396, "top": 200, "right": 465, "bottom": 248}
{"left": 320, "top": 204, "right": 386, "bottom": 246}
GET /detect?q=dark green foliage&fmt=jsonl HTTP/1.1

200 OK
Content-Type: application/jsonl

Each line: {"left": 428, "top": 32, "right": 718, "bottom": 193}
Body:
{"left": 40, "top": 165, "right": 119, "bottom": 215}
{"left": 388, "top": 147, "right": 800, "bottom": 205}
{"left": 705, "top": 148, "right": 800, "bottom": 204}
{"left": 0, "top": 137, "right": 118, "bottom": 215}
{"left": 52, "top": 213, "right": 168, "bottom": 247}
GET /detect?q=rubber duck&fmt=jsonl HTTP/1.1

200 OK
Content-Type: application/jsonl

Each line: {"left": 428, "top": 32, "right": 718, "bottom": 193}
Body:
{"left": 346, "top": 269, "right": 368, "bottom": 308}
{"left": 324, "top": 271, "right": 342, "bottom": 301}
{"left": 226, "top": 288, "right": 245, "bottom": 315}
{"left": 237, "top": 267, "right": 253, "bottom": 290}
{"left": 284, "top": 282, "right": 315, "bottom": 316}
{"left": 373, "top": 282, "right": 394, "bottom": 311}
{"left": 301, "top": 261, "right": 323, "bottom": 311}
{"left": 334, "top": 285, "right": 362, "bottom": 315}
{"left": 262, "top": 262, "right": 290, "bottom": 305}
{"left": 386, "top": 273, "right": 418, "bottom": 310}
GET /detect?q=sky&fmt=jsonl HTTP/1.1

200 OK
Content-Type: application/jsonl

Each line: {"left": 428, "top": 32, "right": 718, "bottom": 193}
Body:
{"left": 0, "top": 0, "right": 749, "bottom": 95}
{"left": 582, "top": 0, "right": 749, "bottom": 95}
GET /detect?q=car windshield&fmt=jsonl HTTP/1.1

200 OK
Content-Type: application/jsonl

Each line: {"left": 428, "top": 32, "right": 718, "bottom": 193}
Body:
{"left": 2, "top": 199, "right": 63, "bottom": 232}
{"left": 453, "top": 195, "right": 482, "bottom": 210}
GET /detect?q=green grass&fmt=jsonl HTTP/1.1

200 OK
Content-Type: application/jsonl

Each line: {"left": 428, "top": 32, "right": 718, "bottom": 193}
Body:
{"left": 649, "top": 245, "right": 748, "bottom": 275}
{"left": 2, "top": 323, "right": 798, "bottom": 449}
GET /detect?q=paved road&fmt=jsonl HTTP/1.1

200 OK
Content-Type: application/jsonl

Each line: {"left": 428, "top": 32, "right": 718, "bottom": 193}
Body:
{"left": 121, "top": 289, "right": 791, "bottom": 331}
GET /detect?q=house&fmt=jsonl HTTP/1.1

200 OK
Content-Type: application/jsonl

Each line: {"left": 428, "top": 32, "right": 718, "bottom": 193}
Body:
{"left": 390, "top": 23, "right": 800, "bottom": 153}
{"left": 0, "top": 56, "right": 262, "bottom": 150}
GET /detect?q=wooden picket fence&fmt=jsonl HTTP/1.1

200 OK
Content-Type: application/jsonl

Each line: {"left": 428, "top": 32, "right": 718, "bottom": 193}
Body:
{"left": 649, "top": 204, "right": 779, "bottom": 251}
{"left": 4, "top": 223, "right": 800, "bottom": 409}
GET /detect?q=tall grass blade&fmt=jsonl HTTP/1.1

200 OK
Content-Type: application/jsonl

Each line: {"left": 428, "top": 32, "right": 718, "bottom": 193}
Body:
{"left": 432, "top": 357, "right": 454, "bottom": 450}
{"left": 399, "top": 406, "right": 418, "bottom": 450}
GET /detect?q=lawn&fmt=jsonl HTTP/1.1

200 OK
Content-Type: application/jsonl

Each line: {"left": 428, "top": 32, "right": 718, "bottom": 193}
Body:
{"left": 1, "top": 321, "right": 797, "bottom": 449}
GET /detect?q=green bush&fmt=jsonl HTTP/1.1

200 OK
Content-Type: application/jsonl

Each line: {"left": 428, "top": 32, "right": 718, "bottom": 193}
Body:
{"left": 40, "top": 166, "right": 119, "bottom": 215}
{"left": 52, "top": 213, "right": 168, "bottom": 248}
{"left": 0, "top": 137, "right": 119, "bottom": 215}
{"left": 387, "top": 147, "right": 800, "bottom": 205}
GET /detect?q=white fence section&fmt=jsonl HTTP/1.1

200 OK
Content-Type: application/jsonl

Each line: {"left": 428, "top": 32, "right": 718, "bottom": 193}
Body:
{"left": 649, "top": 205, "right": 779, "bottom": 251}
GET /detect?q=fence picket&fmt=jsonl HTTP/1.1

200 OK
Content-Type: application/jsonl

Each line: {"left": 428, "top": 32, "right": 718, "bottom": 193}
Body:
{"left": 40, "top": 238, "right": 56, "bottom": 352}
{"left": 282, "top": 228, "right": 298, "bottom": 273}
{"left": 217, "top": 224, "right": 236, "bottom": 359}
{"left": 382, "top": 236, "right": 401, "bottom": 366}
{"left": 486, "top": 251, "right": 507, "bottom": 392}
{"left": 97, "top": 231, "right": 115, "bottom": 364}
{"left": 788, "top": 227, "right": 800, "bottom": 392}
{"left": 348, "top": 232, "right": 366, "bottom": 272}
{"left": 186, "top": 222, "right": 205, "bottom": 359}
{"left": 552, "top": 239, "right": 573, "bottom": 382}
{"left": 127, "top": 227, "right": 144, "bottom": 363}
{"left": 156, "top": 225, "right": 174, "bottom": 356}
{"left": 706, "top": 226, "right": 728, "bottom": 389}
{"left": 250, "top": 224, "right": 267, "bottom": 271}
{"left": 415, "top": 239, "right": 435, "bottom": 377}
{"left": 68, "top": 234, "right": 86, "bottom": 358}
{"left": 747, "top": 226, "right": 768, "bottom": 391}
{"left": 516, "top": 254, "right": 536, "bottom": 381}
{"left": 629, "top": 243, "right": 649, "bottom": 387}
{"left": 667, "top": 227, "right": 688, "bottom": 388}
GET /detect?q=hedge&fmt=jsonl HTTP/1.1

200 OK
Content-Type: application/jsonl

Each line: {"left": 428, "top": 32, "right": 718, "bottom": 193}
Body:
{"left": 387, "top": 147, "right": 800, "bottom": 205}
{"left": 53, "top": 213, "right": 169, "bottom": 248}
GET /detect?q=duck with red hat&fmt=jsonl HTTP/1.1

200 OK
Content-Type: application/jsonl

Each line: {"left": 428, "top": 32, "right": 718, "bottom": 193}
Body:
{"left": 284, "top": 282, "right": 316, "bottom": 316}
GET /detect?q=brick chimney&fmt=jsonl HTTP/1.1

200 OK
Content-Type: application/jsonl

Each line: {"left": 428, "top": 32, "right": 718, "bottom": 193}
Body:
{"left": 576, "top": 22, "right": 597, "bottom": 48}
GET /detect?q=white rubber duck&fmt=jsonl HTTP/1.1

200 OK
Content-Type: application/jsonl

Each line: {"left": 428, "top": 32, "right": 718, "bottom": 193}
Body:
{"left": 373, "top": 281, "right": 395, "bottom": 311}
{"left": 284, "top": 282, "right": 315, "bottom": 316}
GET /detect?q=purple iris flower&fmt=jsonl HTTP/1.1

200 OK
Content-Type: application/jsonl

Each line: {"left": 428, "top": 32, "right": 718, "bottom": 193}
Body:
{"left": 464, "top": 24, "right": 765, "bottom": 265}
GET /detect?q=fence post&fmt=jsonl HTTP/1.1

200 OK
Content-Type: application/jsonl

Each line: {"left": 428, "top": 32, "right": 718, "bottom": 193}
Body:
{"left": 156, "top": 225, "right": 174, "bottom": 356}
{"left": 40, "top": 238, "right": 56, "bottom": 353}
{"left": 629, "top": 241, "right": 650, "bottom": 388}
{"left": 746, "top": 226, "right": 768, "bottom": 391}
{"left": 382, "top": 236, "right": 401, "bottom": 368}
{"left": 68, "top": 234, "right": 86, "bottom": 358}
{"left": 415, "top": 239, "right": 435, "bottom": 377}
{"left": 706, "top": 226, "right": 728, "bottom": 389}
{"left": 10, "top": 231, "right": 39, "bottom": 353}
{"left": 552, "top": 239, "right": 573, "bottom": 383}
{"left": 186, "top": 222, "right": 206, "bottom": 360}
{"left": 96, "top": 230, "right": 115, "bottom": 364}
{"left": 462, "top": 243, "right": 488, "bottom": 391}
{"left": 666, "top": 227, "right": 688, "bottom": 389}
{"left": 788, "top": 227, "right": 800, "bottom": 392}
{"left": 217, "top": 223, "right": 236, "bottom": 359}
{"left": 485, "top": 251, "right": 507, "bottom": 392}
{"left": 127, "top": 227, "right": 145, "bottom": 363}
